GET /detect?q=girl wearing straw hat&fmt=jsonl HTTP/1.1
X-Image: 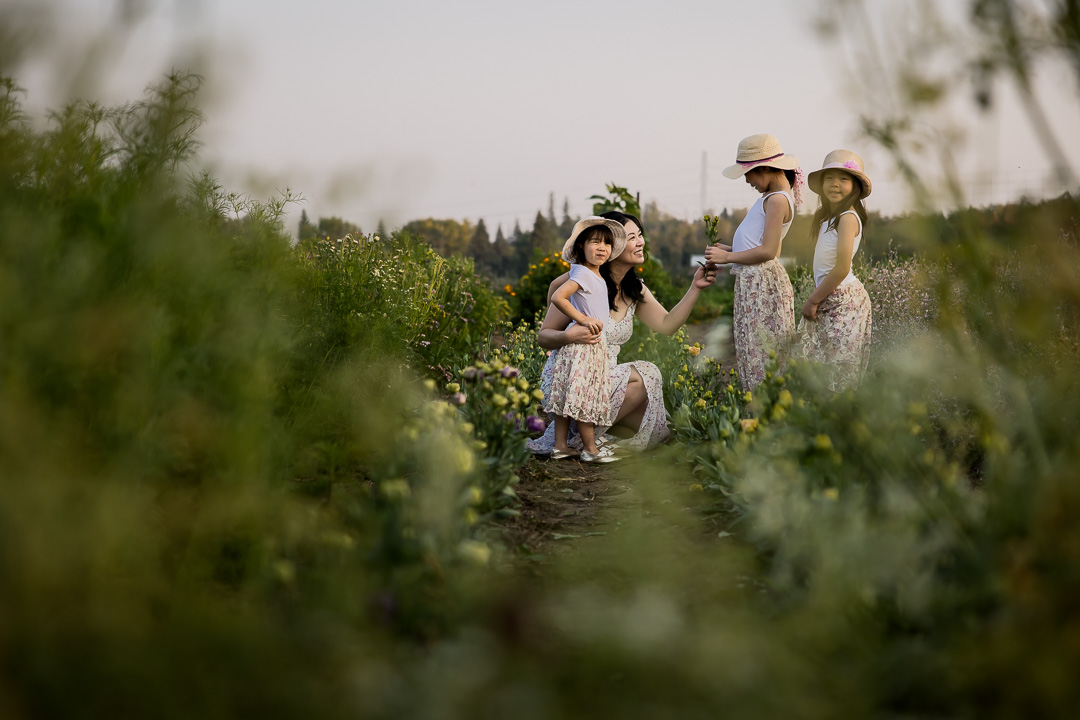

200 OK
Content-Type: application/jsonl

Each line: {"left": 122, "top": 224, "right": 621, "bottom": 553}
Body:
{"left": 704, "top": 133, "right": 800, "bottom": 391}
{"left": 543, "top": 217, "right": 627, "bottom": 463}
{"left": 797, "top": 149, "right": 873, "bottom": 391}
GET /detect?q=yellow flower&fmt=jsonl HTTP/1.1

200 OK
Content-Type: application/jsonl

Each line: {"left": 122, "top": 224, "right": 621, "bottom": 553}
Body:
{"left": 492, "top": 394, "right": 509, "bottom": 407}
{"left": 677, "top": 374, "right": 685, "bottom": 383}
{"left": 454, "top": 445, "right": 476, "bottom": 473}
{"left": 689, "top": 483, "right": 704, "bottom": 493}
{"left": 771, "top": 405, "right": 787, "bottom": 421}
{"left": 688, "top": 344, "right": 701, "bottom": 356}
{"left": 380, "top": 478, "right": 412, "bottom": 499}
{"left": 531, "top": 389, "right": 545, "bottom": 401}
{"left": 423, "top": 378, "right": 436, "bottom": 392}
{"left": 695, "top": 398, "right": 707, "bottom": 409}
{"left": 777, "top": 389, "right": 793, "bottom": 407}
{"left": 742, "top": 391, "right": 752, "bottom": 404}
{"left": 457, "top": 540, "right": 491, "bottom": 565}
{"left": 446, "top": 382, "right": 460, "bottom": 394}
{"left": 464, "top": 508, "right": 479, "bottom": 525}
{"left": 740, "top": 418, "right": 758, "bottom": 433}
{"left": 823, "top": 487, "right": 839, "bottom": 501}
{"left": 517, "top": 378, "right": 529, "bottom": 391}
{"left": 814, "top": 434, "right": 833, "bottom": 452}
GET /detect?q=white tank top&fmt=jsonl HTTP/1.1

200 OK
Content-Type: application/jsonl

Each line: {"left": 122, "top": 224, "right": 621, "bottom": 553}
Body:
{"left": 812, "top": 210, "right": 862, "bottom": 287}
{"left": 731, "top": 191, "right": 795, "bottom": 263}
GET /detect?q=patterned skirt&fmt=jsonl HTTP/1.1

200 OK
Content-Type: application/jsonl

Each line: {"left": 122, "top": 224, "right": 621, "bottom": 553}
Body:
{"left": 796, "top": 280, "right": 872, "bottom": 392}
{"left": 542, "top": 338, "right": 613, "bottom": 425}
{"left": 528, "top": 356, "right": 669, "bottom": 454}
{"left": 732, "top": 259, "right": 795, "bottom": 391}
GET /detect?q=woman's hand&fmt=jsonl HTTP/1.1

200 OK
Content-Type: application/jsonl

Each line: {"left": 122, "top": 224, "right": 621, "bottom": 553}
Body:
{"left": 801, "top": 298, "right": 819, "bottom": 320}
{"left": 580, "top": 317, "right": 604, "bottom": 335}
{"left": 565, "top": 322, "right": 602, "bottom": 344}
{"left": 692, "top": 264, "right": 717, "bottom": 289}
{"left": 703, "top": 243, "right": 732, "bottom": 265}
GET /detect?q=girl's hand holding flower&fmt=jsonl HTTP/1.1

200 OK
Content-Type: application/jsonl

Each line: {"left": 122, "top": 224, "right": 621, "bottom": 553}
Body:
{"left": 703, "top": 242, "right": 733, "bottom": 265}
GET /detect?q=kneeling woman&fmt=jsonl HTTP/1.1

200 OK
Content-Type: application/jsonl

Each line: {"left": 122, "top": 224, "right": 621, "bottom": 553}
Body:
{"left": 528, "top": 210, "right": 716, "bottom": 455}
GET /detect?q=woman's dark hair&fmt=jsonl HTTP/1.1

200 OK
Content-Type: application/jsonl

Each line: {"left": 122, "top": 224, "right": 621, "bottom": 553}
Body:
{"left": 599, "top": 210, "right": 647, "bottom": 309}
{"left": 808, "top": 173, "right": 867, "bottom": 240}
{"left": 571, "top": 224, "right": 614, "bottom": 264}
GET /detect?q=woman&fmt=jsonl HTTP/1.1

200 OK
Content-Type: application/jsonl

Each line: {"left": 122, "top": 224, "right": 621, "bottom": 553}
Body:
{"left": 527, "top": 210, "right": 716, "bottom": 455}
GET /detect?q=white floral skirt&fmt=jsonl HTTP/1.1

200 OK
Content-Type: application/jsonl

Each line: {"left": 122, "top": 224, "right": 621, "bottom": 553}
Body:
{"left": 732, "top": 259, "right": 795, "bottom": 391}
{"left": 528, "top": 356, "right": 669, "bottom": 454}
{"left": 542, "top": 338, "right": 613, "bottom": 425}
{"left": 796, "top": 280, "right": 872, "bottom": 392}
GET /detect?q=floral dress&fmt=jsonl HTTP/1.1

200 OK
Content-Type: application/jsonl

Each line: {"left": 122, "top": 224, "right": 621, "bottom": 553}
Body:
{"left": 527, "top": 301, "right": 670, "bottom": 454}
{"left": 732, "top": 259, "right": 796, "bottom": 391}
{"left": 795, "top": 211, "right": 872, "bottom": 392}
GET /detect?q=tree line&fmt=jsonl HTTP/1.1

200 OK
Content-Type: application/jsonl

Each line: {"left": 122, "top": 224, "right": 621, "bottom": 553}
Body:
{"left": 299, "top": 188, "right": 1077, "bottom": 286}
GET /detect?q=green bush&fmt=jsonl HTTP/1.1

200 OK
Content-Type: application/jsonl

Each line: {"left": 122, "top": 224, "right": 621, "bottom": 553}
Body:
{"left": 504, "top": 250, "right": 570, "bottom": 325}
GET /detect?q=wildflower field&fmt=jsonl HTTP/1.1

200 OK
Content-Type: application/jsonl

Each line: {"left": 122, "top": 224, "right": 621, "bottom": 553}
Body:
{"left": 3, "top": 68, "right": 1080, "bottom": 719}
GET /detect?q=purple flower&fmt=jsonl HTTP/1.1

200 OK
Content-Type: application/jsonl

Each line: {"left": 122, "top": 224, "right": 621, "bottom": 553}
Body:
{"left": 451, "top": 392, "right": 467, "bottom": 406}
{"left": 525, "top": 415, "right": 547, "bottom": 433}
{"left": 842, "top": 160, "right": 861, "bottom": 170}
{"left": 499, "top": 366, "right": 520, "bottom": 378}
{"left": 462, "top": 366, "right": 477, "bottom": 379}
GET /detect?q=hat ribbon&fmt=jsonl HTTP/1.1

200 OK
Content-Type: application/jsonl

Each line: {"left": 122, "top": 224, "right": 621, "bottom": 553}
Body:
{"left": 737, "top": 152, "right": 786, "bottom": 168}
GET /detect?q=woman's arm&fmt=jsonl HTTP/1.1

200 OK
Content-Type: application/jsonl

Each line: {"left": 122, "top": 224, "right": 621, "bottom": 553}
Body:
{"left": 633, "top": 265, "right": 717, "bottom": 336}
{"left": 704, "top": 194, "right": 789, "bottom": 265}
{"left": 802, "top": 214, "right": 858, "bottom": 320}
{"left": 537, "top": 302, "right": 600, "bottom": 349}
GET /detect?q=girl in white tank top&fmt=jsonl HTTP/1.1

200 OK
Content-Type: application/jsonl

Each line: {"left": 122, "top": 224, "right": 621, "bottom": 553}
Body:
{"left": 797, "top": 149, "right": 874, "bottom": 392}
{"left": 704, "top": 133, "right": 801, "bottom": 391}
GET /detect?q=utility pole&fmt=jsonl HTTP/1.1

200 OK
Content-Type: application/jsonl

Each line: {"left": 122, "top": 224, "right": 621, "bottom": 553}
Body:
{"left": 700, "top": 151, "right": 708, "bottom": 219}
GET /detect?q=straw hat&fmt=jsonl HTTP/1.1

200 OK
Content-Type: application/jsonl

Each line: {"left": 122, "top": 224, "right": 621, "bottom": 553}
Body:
{"left": 722, "top": 134, "right": 801, "bottom": 179}
{"left": 807, "top": 149, "right": 872, "bottom": 199}
{"left": 561, "top": 216, "right": 627, "bottom": 263}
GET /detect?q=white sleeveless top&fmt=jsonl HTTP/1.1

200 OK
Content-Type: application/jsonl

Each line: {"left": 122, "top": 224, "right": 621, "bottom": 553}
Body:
{"left": 812, "top": 210, "right": 862, "bottom": 287}
{"left": 731, "top": 190, "right": 795, "bottom": 263}
{"left": 566, "top": 263, "right": 610, "bottom": 327}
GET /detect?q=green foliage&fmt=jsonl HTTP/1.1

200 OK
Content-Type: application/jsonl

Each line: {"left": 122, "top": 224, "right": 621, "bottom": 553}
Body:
{"left": 291, "top": 230, "right": 508, "bottom": 385}
{"left": 441, "top": 357, "right": 543, "bottom": 519}
{"left": 502, "top": 249, "right": 571, "bottom": 325}
{"left": 589, "top": 182, "right": 641, "bottom": 217}
{"left": 0, "top": 71, "right": 507, "bottom": 714}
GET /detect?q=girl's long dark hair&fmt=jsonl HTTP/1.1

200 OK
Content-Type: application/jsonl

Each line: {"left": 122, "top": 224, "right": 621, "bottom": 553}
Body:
{"left": 809, "top": 177, "right": 868, "bottom": 240}
{"left": 599, "top": 210, "right": 647, "bottom": 310}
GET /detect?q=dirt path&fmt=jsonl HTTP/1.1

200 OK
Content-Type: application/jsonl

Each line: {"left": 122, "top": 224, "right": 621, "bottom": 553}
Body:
{"left": 496, "top": 448, "right": 740, "bottom": 566}
{"left": 496, "top": 455, "right": 630, "bottom": 560}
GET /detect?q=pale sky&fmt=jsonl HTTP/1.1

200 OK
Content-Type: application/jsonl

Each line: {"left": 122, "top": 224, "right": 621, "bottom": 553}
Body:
{"left": 10, "top": 0, "right": 1080, "bottom": 237}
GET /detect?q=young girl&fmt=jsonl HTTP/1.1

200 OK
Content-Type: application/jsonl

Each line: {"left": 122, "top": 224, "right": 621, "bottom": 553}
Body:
{"left": 798, "top": 149, "right": 873, "bottom": 391}
{"left": 704, "top": 133, "right": 800, "bottom": 390}
{"left": 544, "top": 216, "right": 626, "bottom": 463}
